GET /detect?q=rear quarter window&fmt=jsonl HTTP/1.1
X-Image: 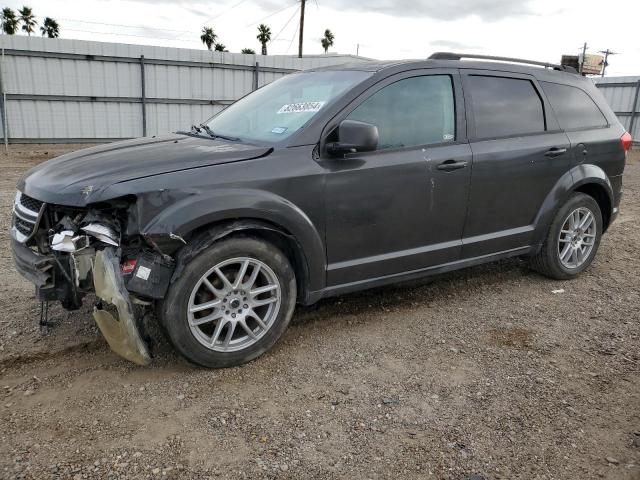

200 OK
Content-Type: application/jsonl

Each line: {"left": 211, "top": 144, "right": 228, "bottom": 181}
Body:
{"left": 467, "top": 75, "right": 545, "bottom": 139}
{"left": 541, "top": 81, "right": 608, "bottom": 130}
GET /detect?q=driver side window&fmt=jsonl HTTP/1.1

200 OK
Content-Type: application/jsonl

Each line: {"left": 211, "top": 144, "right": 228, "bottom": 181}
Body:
{"left": 347, "top": 75, "right": 455, "bottom": 150}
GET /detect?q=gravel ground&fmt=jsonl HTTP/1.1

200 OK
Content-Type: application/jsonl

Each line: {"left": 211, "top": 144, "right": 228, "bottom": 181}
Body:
{"left": 0, "top": 144, "right": 639, "bottom": 480}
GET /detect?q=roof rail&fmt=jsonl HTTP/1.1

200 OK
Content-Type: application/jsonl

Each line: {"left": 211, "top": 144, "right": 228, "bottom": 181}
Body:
{"left": 428, "top": 52, "right": 578, "bottom": 73}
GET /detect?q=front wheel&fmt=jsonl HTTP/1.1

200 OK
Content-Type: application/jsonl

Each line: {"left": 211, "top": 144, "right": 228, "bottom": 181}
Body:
{"left": 160, "top": 236, "right": 297, "bottom": 368}
{"left": 529, "top": 192, "right": 603, "bottom": 280}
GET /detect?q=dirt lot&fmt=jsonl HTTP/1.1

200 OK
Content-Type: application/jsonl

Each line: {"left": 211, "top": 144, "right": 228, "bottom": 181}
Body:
{"left": 1, "top": 144, "right": 639, "bottom": 480}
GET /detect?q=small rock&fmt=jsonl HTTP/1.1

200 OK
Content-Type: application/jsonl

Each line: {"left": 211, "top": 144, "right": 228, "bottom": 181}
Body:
{"left": 23, "top": 389, "right": 34, "bottom": 396}
{"left": 552, "top": 289, "right": 565, "bottom": 294}
{"left": 176, "top": 394, "right": 185, "bottom": 400}
{"left": 152, "top": 467, "right": 161, "bottom": 474}
{"left": 280, "top": 463, "right": 288, "bottom": 471}
{"left": 606, "top": 457, "right": 619, "bottom": 465}
{"left": 633, "top": 437, "right": 640, "bottom": 448}
{"left": 382, "top": 396, "right": 399, "bottom": 405}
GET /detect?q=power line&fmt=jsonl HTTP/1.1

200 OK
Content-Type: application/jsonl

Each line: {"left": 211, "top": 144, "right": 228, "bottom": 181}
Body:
{"left": 246, "top": 1, "right": 299, "bottom": 27}
{"left": 271, "top": 5, "right": 301, "bottom": 44}
{"left": 45, "top": 16, "right": 193, "bottom": 34}
{"left": 62, "top": 27, "right": 195, "bottom": 43}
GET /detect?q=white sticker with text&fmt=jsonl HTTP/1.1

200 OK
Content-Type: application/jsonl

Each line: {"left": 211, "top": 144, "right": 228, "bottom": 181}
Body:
{"left": 277, "top": 101, "right": 325, "bottom": 114}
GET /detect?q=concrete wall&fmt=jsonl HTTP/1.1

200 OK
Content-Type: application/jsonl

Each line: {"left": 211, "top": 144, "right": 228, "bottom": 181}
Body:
{"left": 0, "top": 36, "right": 370, "bottom": 143}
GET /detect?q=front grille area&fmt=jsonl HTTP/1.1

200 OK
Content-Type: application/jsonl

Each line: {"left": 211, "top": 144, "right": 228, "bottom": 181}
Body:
{"left": 19, "top": 193, "right": 44, "bottom": 212}
{"left": 14, "top": 216, "right": 34, "bottom": 236}
{"left": 12, "top": 191, "right": 45, "bottom": 242}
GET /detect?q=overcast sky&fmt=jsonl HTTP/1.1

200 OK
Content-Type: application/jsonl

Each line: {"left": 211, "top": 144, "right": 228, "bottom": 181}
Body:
{"left": 4, "top": 0, "right": 638, "bottom": 76}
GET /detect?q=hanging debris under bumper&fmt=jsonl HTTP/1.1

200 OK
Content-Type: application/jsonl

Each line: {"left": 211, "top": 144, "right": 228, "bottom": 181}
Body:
{"left": 93, "top": 247, "right": 152, "bottom": 366}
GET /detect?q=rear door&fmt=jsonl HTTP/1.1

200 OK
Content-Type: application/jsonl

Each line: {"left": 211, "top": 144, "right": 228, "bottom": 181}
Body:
{"left": 460, "top": 70, "right": 572, "bottom": 258}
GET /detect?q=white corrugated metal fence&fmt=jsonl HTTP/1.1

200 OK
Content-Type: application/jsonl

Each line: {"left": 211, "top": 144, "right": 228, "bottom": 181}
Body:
{"left": 594, "top": 76, "right": 640, "bottom": 143}
{"left": 0, "top": 36, "right": 370, "bottom": 143}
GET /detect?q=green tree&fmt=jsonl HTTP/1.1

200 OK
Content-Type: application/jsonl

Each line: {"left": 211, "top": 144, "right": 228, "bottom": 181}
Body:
{"left": 40, "top": 17, "right": 60, "bottom": 38}
{"left": 214, "top": 43, "right": 228, "bottom": 52}
{"left": 200, "top": 26, "right": 217, "bottom": 51}
{"left": 241, "top": 48, "right": 255, "bottom": 54}
{"left": 18, "top": 6, "right": 37, "bottom": 36}
{"left": 256, "top": 24, "right": 271, "bottom": 56}
{"left": 1, "top": 7, "right": 19, "bottom": 34}
{"left": 321, "top": 29, "right": 334, "bottom": 54}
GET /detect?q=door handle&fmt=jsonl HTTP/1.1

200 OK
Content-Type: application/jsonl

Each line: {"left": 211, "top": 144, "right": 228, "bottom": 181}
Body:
{"left": 544, "top": 147, "right": 567, "bottom": 158}
{"left": 436, "top": 159, "right": 467, "bottom": 171}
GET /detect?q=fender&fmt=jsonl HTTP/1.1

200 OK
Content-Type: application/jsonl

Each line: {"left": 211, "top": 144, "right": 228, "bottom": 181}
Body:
{"left": 532, "top": 163, "right": 613, "bottom": 247}
{"left": 138, "top": 188, "right": 327, "bottom": 293}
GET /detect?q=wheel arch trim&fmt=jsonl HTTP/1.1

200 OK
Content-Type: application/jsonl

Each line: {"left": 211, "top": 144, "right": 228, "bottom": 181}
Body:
{"left": 140, "top": 189, "right": 326, "bottom": 297}
{"left": 533, "top": 164, "right": 614, "bottom": 245}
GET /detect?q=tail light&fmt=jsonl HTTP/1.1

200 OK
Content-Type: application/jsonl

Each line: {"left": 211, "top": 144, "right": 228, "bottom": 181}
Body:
{"left": 621, "top": 131, "right": 632, "bottom": 153}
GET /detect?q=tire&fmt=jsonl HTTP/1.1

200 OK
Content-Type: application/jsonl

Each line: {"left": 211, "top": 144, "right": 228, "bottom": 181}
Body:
{"left": 529, "top": 192, "right": 603, "bottom": 280}
{"left": 160, "top": 235, "right": 297, "bottom": 368}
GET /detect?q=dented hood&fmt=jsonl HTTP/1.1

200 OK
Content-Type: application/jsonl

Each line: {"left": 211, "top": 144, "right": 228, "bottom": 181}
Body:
{"left": 18, "top": 133, "right": 272, "bottom": 206}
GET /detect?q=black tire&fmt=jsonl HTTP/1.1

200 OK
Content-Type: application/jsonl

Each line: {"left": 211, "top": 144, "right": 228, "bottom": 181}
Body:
{"left": 160, "top": 235, "right": 296, "bottom": 368}
{"left": 529, "top": 192, "right": 603, "bottom": 280}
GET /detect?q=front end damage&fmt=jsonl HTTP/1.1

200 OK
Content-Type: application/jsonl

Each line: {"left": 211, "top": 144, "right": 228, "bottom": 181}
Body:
{"left": 10, "top": 191, "right": 176, "bottom": 365}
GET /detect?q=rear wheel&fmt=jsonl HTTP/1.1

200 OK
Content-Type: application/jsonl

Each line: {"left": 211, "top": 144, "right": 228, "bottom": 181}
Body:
{"left": 529, "top": 192, "right": 602, "bottom": 280}
{"left": 160, "top": 236, "right": 296, "bottom": 368}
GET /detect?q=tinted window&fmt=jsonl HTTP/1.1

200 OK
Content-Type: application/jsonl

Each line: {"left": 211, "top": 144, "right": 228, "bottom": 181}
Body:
{"left": 346, "top": 75, "right": 455, "bottom": 150}
{"left": 541, "top": 82, "right": 608, "bottom": 130}
{"left": 468, "top": 75, "right": 545, "bottom": 138}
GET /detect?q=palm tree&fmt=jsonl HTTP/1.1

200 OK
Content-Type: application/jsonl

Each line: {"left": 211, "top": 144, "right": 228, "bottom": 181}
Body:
{"left": 321, "top": 29, "right": 335, "bottom": 54}
{"left": 214, "top": 43, "right": 228, "bottom": 52}
{"left": 200, "top": 27, "right": 217, "bottom": 51}
{"left": 18, "top": 6, "right": 37, "bottom": 36}
{"left": 256, "top": 24, "right": 271, "bottom": 56}
{"left": 1, "top": 8, "right": 19, "bottom": 34}
{"left": 40, "top": 17, "right": 60, "bottom": 38}
{"left": 241, "top": 48, "right": 255, "bottom": 54}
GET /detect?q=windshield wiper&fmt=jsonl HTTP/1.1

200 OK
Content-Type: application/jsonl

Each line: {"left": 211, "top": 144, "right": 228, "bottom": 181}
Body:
{"left": 199, "top": 123, "right": 240, "bottom": 142}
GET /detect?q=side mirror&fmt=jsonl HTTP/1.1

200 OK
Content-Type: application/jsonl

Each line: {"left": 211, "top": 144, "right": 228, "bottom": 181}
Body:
{"left": 327, "top": 120, "right": 378, "bottom": 155}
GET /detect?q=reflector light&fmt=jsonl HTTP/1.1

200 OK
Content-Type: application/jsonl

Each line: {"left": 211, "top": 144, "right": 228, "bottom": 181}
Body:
{"left": 121, "top": 259, "right": 137, "bottom": 275}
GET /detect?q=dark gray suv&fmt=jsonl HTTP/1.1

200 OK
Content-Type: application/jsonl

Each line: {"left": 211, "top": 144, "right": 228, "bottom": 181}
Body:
{"left": 11, "top": 53, "right": 631, "bottom": 367}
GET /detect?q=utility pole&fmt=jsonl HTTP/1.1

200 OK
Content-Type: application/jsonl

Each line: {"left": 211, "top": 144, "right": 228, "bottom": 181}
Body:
{"left": 599, "top": 49, "right": 619, "bottom": 77}
{"left": 298, "top": 0, "right": 306, "bottom": 58}
{"left": 579, "top": 42, "right": 588, "bottom": 75}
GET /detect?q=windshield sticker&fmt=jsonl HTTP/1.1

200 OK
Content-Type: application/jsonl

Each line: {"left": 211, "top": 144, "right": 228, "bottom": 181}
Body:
{"left": 443, "top": 133, "right": 454, "bottom": 141}
{"left": 277, "top": 101, "right": 325, "bottom": 114}
{"left": 271, "top": 127, "right": 288, "bottom": 134}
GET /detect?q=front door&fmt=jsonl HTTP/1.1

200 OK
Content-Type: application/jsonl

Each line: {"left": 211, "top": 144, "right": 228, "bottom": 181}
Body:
{"left": 321, "top": 70, "right": 472, "bottom": 286}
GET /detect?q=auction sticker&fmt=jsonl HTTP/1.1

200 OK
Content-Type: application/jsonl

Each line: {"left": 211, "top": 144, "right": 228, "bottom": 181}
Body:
{"left": 277, "top": 101, "right": 325, "bottom": 114}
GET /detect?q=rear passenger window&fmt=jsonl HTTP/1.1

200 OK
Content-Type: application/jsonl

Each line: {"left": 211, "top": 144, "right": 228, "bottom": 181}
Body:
{"left": 541, "top": 82, "right": 608, "bottom": 130}
{"left": 467, "top": 75, "right": 545, "bottom": 139}
{"left": 346, "top": 75, "right": 455, "bottom": 150}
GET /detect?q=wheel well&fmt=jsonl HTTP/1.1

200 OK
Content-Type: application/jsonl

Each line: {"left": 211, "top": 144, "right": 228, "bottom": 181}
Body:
{"left": 574, "top": 183, "right": 612, "bottom": 231}
{"left": 185, "top": 219, "right": 310, "bottom": 304}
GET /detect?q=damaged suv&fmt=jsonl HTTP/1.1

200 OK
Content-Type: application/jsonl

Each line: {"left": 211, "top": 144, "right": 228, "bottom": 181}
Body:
{"left": 11, "top": 53, "right": 630, "bottom": 367}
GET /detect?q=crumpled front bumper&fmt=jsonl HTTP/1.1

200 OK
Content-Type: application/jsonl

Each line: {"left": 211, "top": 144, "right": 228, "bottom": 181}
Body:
{"left": 11, "top": 238, "right": 152, "bottom": 365}
{"left": 92, "top": 248, "right": 152, "bottom": 366}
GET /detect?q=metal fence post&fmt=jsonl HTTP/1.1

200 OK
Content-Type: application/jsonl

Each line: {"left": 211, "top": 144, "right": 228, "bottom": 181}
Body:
{"left": 1, "top": 48, "right": 8, "bottom": 152}
{"left": 140, "top": 55, "right": 147, "bottom": 137}
{"left": 628, "top": 80, "right": 640, "bottom": 143}
{"left": 253, "top": 62, "right": 259, "bottom": 91}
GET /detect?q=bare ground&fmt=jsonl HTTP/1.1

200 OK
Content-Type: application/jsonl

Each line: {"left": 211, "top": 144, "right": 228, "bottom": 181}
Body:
{"left": 0, "top": 144, "right": 639, "bottom": 480}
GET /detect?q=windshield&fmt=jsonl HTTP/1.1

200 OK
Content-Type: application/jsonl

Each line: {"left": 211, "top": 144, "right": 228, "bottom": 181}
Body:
{"left": 205, "top": 70, "right": 371, "bottom": 143}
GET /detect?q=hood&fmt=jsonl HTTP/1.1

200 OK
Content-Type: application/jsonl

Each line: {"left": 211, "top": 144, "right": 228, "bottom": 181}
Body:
{"left": 18, "top": 133, "right": 272, "bottom": 206}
